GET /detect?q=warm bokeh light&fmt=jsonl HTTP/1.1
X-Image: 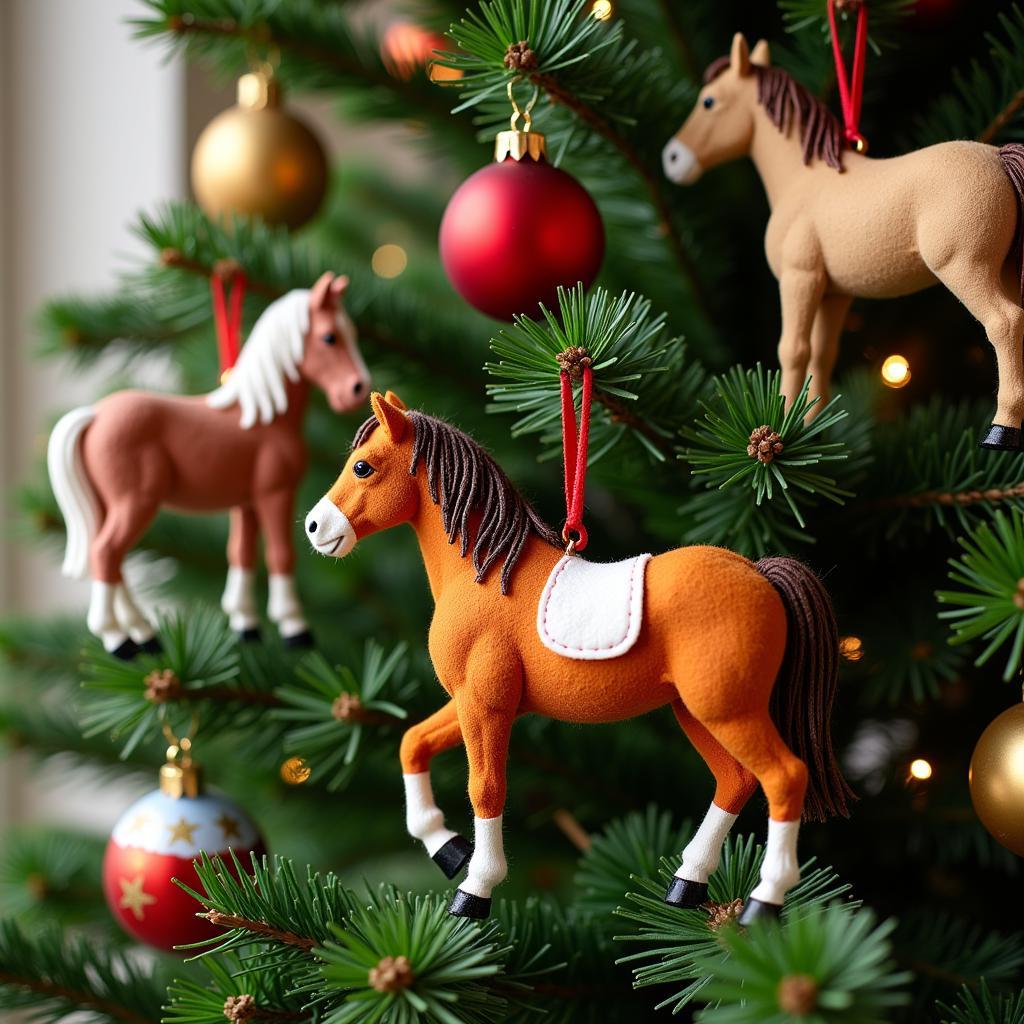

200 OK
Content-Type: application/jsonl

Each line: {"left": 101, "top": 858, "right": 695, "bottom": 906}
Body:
{"left": 909, "top": 758, "right": 933, "bottom": 781}
{"left": 280, "top": 756, "right": 311, "bottom": 785}
{"left": 372, "top": 243, "right": 408, "bottom": 279}
{"left": 591, "top": 0, "right": 613, "bottom": 19}
{"left": 881, "top": 354, "right": 911, "bottom": 388}
{"left": 839, "top": 635, "right": 864, "bottom": 662}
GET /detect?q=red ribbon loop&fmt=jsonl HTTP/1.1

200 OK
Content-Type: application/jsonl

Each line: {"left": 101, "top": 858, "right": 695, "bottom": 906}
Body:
{"left": 560, "top": 366, "right": 593, "bottom": 553}
{"left": 827, "top": 0, "right": 869, "bottom": 151}
{"left": 211, "top": 266, "right": 247, "bottom": 378}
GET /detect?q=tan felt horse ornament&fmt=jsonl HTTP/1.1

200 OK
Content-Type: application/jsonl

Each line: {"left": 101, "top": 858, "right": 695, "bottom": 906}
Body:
{"left": 306, "top": 392, "right": 852, "bottom": 923}
{"left": 48, "top": 272, "right": 369, "bottom": 657}
{"left": 663, "top": 34, "right": 1024, "bottom": 451}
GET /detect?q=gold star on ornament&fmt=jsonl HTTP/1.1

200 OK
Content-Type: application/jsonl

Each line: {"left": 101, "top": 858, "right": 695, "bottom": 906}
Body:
{"left": 217, "top": 813, "right": 242, "bottom": 841}
{"left": 166, "top": 817, "right": 199, "bottom": 845}
{"left": 118, "top": 875, "right": 156, "bottom": 921}
{"left": 127, "top": 812, "right": 152, "bottom": 834}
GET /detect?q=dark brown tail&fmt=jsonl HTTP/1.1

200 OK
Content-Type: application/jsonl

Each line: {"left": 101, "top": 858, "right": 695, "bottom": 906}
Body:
{"left": 756, "top": 557, "right": 854, "bottom": 822}
{"left": 999, "top": 143, "right": 1024, "bottom": 306}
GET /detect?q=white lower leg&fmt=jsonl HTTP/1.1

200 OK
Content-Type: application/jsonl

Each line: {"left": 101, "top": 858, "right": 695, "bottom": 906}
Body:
{"left": 222, "top": 567, "right": 259, "bottom": 632}
{"left": 87, "top": 581, "right": 128, "bottom": 652}
{"left": 114, "top": 584, "right": 154, "bottom": 643}
{"left": 461, "top": 816, "right": 507, "bottom": 899}
{"left": 404, "top": 772, "right": 457, "bottom": 856}
{"left": 267, "top": 574, "right": 308, "bottom": 638}
{"left": 675, "top": 803, "right": 738, "bottom": 883}
{"left": 750, "top": 818, "right": 801, "bottom": 905}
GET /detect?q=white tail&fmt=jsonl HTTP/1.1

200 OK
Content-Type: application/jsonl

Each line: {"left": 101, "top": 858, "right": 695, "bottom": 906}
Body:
{"left": 47, "top": 407, "right": 100, "bottom": 579}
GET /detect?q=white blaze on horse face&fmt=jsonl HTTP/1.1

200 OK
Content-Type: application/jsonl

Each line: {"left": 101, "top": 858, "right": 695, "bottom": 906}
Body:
{"left": 305, "top": 497, "right": 357, "bottom": 558}
{"left": 662, "top": 137, "right": 703, "bottom": 185}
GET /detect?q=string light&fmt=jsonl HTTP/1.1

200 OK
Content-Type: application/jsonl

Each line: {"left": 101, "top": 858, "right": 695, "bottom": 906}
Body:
{"left": 591, "top": 0, "right": 613, "bottom": 19}
{"left": 280, "top": 756, "right": 311, "bottom": 785}
{"left": 839, "top": 635, "right": 864, "bottom": 662}
{"left": 909, "top": 758, "right": 933, "bottom": 781}
{"left": 881, "top": 354, "right": 911, "bottom": 389}
{"left": 372, "top": 243, "right": 408, "bottom": 279}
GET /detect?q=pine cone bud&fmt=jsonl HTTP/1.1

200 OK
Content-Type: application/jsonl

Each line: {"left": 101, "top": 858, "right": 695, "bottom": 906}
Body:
{"left": 369, "top": 955, "right": 415, "bottom": 993}
{"left": 144, "top": 668, "right": 182, "bottom": 704}
{"left": 776, "top": 974, "right": 819, "bottom": 1015}
{"left": 1014, "top": 578, "right": 1024, "bottom": 610}
{"left": 223, "top": 994, "right": 257, "bottom": 1022}
{"left": 556, "top": 346, "right": 593, "bottom": 382}
{"left": 504, "top": 40, "right": 538, "bottom": 71}
{"left": 705, "top": 898, "right": 744, "bottom": 931}
{"left": 332, "top": 692, "right": 366, "bottom": 722}
{"left": 747, "top": 425, "right": 784, "bottom": 464}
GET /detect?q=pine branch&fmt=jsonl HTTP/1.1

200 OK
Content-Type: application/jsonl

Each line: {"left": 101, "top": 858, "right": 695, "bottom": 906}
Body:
{"left": 938, "top": 981, "right": 1024, "bottom": 1024}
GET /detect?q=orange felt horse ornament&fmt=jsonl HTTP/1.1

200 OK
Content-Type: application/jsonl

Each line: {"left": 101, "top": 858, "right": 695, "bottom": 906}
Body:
{"left": 663, "top": 34, "right": 1024, "bottom": 451}
{"left": 306, "top": 392, "right": 852, "bottom": 922}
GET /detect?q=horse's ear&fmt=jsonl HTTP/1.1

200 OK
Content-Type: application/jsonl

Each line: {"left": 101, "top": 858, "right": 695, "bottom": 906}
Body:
{"left": 310, "top": 272, "right": 335, "bottom": 310}
{"left": 730, "top": 32, "right": 751, "bottom": 76}
{"left": 371, "top": 391, "right": 409, "bottom": 443}
{"left": 384, "top": 390, "right": 408, "bottom": 411}
{"left": 750, "top": 39, "right": 771, "bottom": 67}
{"left": 330, "top": 274, "right": 350, "bottom": 299}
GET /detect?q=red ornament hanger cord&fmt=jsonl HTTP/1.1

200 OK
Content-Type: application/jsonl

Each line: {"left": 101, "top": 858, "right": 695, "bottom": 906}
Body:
{"left": 827, "top": 0, "right": 869, "bottom": 153}
{"left": 560, "top": 364, "right": 593, "bottom": 554}
{"left": 211, "top": 263, "right": 247, "bottom": 381}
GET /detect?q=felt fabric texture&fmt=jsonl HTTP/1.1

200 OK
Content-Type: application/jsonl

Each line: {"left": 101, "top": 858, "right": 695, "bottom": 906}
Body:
{"left": 46, "top": 273, "right": 369, "bottom": 650}
{"left": 664, "top": 33, "right": 1024, "bottom": 429}
{"left": 536, "top": 553, "right": 651, "bottom": 660}
{"left": 676, "top": 803, "right": 739, "bottom": 883}
{"left": 459, "top": 815, "right": 507, "bottom": 899}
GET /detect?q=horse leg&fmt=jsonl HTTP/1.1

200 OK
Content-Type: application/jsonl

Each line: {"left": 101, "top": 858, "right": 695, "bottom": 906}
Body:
{"left": 448, "top": 695, "right": 515, "bottom": 920}
{"left": 400, "top": 699, "right": 471, "bottom": 878}
{"left": 777, "top": 262, "right": 826, "bottom": 411}
{"left": 255, "top": 489, "right": 312, "bottom": 647}
{"left": 665, "top": 700, "right": 757, "bottom": 908}
{"left": 114, "top": 582, "right": 160, "bottom": 654}
{"left": 88, "top": 500, "right": 154, "bottom": 658}
{"left": 807, "top": 294, "right": 852, "bottom": 411}
{"left": 699, "top": 712, "right": 808, "bottom": 925}
{"left": 222, "top": 506, "right": 261, "bottom": 641}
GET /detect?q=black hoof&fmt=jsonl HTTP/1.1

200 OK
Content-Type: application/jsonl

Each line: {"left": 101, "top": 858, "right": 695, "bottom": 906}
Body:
{"left": 284, "top": 630, "right": 314, "bottom": 649}
{"left": 432, "top": 836, "right": 473, "bottom": 879}
{"left": 979, "top": 424, "right": 1022, "bottom": 451}
{"left": 110, "top": 638, "right": 139, "bottom": 661}
{"left": 137, "top": 636, "right": 163, "bottom": 655}
{"left": 239, "top": 627, "right": 262, "bottom": 644}
{"left": 664, "top": 877, "right": 709, "bottom": 909}
{"left": 737, "top": 898, "right": 782, "bottom": 927}
{"left": 448, "top": 889, "right": 491, "bottom": 920}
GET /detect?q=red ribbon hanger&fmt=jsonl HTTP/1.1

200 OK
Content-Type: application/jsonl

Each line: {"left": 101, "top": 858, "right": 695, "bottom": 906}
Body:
{"left": 827, "top": 0, "right": 869, "bottom": 152}
{"left": 210, "top": 263, "right": 247, "bottom": 381}
{"left": 560, "top": 364, "right": 593, "bottom": 553}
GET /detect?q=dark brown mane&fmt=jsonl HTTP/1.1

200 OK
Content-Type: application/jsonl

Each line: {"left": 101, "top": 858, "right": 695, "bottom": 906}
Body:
{"left": 353, "top": 411, "right": 560, "bottom": 593}
{"left": 704, "top": 57, "right": 845, "bottom": 172}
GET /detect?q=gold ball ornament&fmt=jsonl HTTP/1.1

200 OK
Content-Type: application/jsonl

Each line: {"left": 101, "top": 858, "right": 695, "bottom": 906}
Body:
{"left": 969, "top": 701, "right": 1024, "bottom": 857}
{"left": 191, "top": 70, "right": 328, "bottom": 230}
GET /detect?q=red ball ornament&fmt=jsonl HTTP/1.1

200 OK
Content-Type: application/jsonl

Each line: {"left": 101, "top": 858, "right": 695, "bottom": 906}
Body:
{"left": 102, "top": 748, "right": 264, "bottom": 952}
{"left": 439, "top": 129, "right": 604, "bottom": 320}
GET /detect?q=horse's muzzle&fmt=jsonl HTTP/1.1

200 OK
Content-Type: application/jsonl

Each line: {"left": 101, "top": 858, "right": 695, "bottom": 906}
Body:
{"left": 305, "top": 497, "right": 357, "bottom": 558}
{"left": 662, "top": 138, "right": 702, "bottom": 185}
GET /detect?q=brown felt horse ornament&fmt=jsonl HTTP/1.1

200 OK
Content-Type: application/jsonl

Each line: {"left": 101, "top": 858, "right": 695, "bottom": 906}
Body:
{"left": 48, "top": 272, "right": 369, "bottom": 657}
{"left": 306, "top": 391, "right": 852, "bottom": 922}
{"left": 663, "top": 34, "right": 1024, "bottom": 451}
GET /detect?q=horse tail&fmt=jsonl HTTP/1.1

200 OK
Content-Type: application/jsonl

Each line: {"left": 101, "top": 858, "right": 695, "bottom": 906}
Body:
{"left": 998, "top": 143, "right": 1024, "bottom": 306}
{"left": 47, "top": 406, "right": 100, "bottom": 579}
{"left": 756, "top": 557, "right": 854, "bottom": 822}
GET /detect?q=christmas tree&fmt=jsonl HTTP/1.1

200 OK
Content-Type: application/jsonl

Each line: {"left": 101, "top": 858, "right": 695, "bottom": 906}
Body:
{"left": 4, "top": 1, "right": 1024, "bottom": 1021}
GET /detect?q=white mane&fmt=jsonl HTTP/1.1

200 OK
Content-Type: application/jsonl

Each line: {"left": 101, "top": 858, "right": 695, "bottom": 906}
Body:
{"left": 206, "top": 289, "right": 311, "bottom": 429}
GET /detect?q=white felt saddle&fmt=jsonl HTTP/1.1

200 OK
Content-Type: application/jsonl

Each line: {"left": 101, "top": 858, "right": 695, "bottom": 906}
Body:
{"left": 536, "top": 553, "right": 651, "bottom": 660}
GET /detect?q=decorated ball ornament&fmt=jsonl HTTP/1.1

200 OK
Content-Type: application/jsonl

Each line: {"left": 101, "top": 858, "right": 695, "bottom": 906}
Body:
{"left": 439, "top": 80, "right": 605, "bottom": 321}
{"left": 102, "top": 738, "right": 265, "bottom": 951}
{"left": 191, "top": 66, "right": 328, "bottom": 230}
{"left": 969, "top": 700, "right": 1024, "bottom": 857}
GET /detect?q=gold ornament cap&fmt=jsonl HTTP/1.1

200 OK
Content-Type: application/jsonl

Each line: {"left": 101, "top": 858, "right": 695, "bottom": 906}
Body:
{"left": 160, "top": 739, "right": 203, "bottom": 799}
{"left": 494, "top": 129, "right": 546, "bottom": 162}
{"left": 237, "top": 68, "right": 280, "bottom": 111}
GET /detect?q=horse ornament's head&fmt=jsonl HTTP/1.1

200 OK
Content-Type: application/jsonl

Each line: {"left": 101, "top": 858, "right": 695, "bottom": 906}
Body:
{"left": 305, "top": 390, "right": 418, "bottom": 559}
{"left": 300, "top": 272, "right": 370, "bottom": 414}
{"left": 662, "top": 33, "right": 770, "bottom": 186}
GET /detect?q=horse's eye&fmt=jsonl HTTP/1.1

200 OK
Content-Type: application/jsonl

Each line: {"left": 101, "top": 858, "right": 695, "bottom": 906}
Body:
{"left": 353, "top": 460, "right": 375, "bottom": 479}
{"left": 323, "top": 332, "right": 337, "bottom": 346}
{"left": 703, "top": 96, "right": 715, "bottom": 109}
